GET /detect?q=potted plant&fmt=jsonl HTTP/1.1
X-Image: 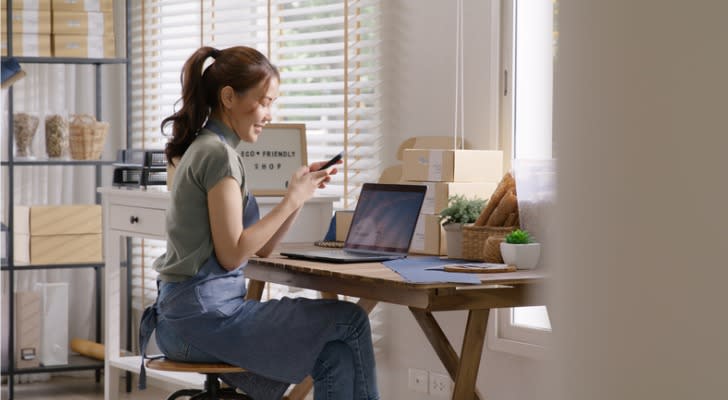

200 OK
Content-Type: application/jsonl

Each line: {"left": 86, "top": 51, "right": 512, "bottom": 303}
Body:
{"left": 439, "top": 195, "right": 486, "bottom": 258}
{"left": 500, "top": 229, "right": 541, "bottom": 269}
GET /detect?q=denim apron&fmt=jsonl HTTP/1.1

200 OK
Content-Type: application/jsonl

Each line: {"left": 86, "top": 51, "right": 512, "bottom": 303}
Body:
{"left": 139, "top": 121, "right": 260, "bottom": 389}
{"left": 138, "top": 125, "right": 349, "bottom": 396}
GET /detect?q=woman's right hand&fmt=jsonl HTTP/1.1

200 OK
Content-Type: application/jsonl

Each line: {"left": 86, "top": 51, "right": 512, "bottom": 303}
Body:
{"left": 284, "top": 166, "right": 330, "bottom": 209}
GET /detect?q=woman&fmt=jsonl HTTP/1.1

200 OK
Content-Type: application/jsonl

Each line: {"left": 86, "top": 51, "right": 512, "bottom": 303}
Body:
{"left": 139, "top": 46, "right": 380, "bottom": 400}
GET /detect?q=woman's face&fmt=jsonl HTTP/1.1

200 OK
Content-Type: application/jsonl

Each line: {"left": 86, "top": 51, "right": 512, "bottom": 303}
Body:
{"left": 225, "top": 77, "right": 279, "bottom": 143}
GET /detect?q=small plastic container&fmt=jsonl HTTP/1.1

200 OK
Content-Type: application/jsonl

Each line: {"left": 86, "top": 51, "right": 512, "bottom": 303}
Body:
{"left": 45, "top": 113, "right": 69, "bottom": 158}
{"left": 13, "top": 112, "right": 40, "bottom": 158}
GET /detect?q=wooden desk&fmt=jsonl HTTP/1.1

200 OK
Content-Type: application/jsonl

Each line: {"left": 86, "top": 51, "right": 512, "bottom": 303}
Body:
{"left": 245, "top": 244, "right": 547, "bottom": 400}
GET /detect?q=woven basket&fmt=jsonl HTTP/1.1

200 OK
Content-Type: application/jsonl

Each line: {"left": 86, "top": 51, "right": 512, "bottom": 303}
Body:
{"left": 462, "top": 225, "right": 518, "bottom": 261}
{"left": 69, "top": 114, "right": 109, "bottom": 160}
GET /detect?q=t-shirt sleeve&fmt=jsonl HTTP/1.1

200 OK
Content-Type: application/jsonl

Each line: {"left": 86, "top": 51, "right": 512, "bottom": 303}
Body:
{"left": 195, "top": 144, "right": 245, "bottom": 192}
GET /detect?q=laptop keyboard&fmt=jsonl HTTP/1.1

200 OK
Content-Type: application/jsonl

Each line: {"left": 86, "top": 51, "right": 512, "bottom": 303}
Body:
{"left": 314, "top": 240, "right": 345, "bottom": 248}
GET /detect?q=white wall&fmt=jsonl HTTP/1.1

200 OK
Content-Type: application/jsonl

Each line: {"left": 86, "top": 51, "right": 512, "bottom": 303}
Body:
{"left": 381, "top": 0, "right": 499, "bottom": 168}
{"left": 547, "top": 1, "right": 728, "bottom": 399}
{"left": 377, "top": 2, "right": 545, "bottom": 400}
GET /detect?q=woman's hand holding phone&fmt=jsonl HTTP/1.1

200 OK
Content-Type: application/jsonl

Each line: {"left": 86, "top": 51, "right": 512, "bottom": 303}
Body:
{"left": 308, "top": 152, "right": 343, "bottom": 189}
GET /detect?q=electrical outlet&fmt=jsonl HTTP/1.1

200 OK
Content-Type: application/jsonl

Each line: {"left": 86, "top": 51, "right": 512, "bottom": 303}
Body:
{"left": 429, "top": 372, "right": 452, "bottom": 397}
{"left": 408, "top": 368, "right": 429, "bottom": 393}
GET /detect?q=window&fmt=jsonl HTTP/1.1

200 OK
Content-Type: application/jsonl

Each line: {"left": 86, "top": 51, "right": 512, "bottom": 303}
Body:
{"left": 488, "top": 0, "right": 555, "bottom": 358}
{"left": 129, "top": 0, "right": 382, "bottom": 310}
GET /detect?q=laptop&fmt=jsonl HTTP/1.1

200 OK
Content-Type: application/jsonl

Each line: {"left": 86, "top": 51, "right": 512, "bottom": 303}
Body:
{"left": 280, "top": 183, "right": 427, "bottom": 263}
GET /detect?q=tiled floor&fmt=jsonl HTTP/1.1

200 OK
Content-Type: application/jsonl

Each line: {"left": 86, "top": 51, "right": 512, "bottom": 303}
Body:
{"left": 1, "top": 375, "right": 168, "bottom": 400}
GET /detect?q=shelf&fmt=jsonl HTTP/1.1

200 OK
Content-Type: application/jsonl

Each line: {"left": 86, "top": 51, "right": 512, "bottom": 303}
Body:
{"left": 1, "top": 354, "right": 103, "bottom": 376}
{"left": 1, "top": 262, "right": 104, "bottom": 271}
{"left": 1, "top": 159, "right": 117, "bottom": 166}
{"left": 13, "top": 56, "right": 128, "bottom": 65}
{"left": 3, "top": 2, "right": 130, "bottom": 399}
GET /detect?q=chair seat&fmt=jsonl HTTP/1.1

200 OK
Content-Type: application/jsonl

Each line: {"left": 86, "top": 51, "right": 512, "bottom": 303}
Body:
{"left": 146, "top": 358, "right": 246, "bottom": 374}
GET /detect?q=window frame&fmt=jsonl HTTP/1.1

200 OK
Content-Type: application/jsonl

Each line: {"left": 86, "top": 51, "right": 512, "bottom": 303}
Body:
{"left": 488, "top": 0, "right": 552, "bottom": 359}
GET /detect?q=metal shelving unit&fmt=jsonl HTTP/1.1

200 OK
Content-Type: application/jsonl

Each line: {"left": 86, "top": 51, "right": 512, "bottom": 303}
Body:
{"left": 2, "top": 1, "right": 130, "bottom": 398}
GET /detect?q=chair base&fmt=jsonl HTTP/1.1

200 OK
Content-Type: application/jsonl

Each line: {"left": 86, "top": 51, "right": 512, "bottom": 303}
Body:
{"left": 166, "top": 373, "right": 253, "bottom": 400}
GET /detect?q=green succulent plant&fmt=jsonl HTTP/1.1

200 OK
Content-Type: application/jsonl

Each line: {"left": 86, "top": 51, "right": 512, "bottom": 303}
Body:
{"left": 505, "top": 229, "right": 534, "bottom": 244}
{"left": 439, "top": 195, "right": 486, "bottom": 225}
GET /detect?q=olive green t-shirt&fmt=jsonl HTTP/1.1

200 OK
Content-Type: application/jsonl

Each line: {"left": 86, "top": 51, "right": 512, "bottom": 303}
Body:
{"left": 153, "top": 120, "right": 248, "bottom": 282}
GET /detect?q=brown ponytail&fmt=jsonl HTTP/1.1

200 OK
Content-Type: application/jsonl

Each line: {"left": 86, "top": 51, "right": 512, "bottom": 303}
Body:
{"left": 161, "top": 46, "right": 279, "bottom": 164}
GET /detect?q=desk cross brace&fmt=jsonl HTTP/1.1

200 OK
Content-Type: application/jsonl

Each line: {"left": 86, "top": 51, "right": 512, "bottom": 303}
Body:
{"left": 411, "top": 308, "right": 488, "bottom": 400}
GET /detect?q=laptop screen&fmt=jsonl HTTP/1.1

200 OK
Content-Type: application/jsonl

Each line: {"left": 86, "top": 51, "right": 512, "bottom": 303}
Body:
{"left": 344, "top": 183, "right": 426, "bottom": 254}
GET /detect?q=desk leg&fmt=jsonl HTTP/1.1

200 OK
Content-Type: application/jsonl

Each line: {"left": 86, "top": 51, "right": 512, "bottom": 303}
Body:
{"left": 283, "top": 298, "right": 380, "bottom": 400}
{"left": 453, "top": 309, "right": 489, "bottom": 400}
{"left": 410, "top": 308, "right": 488, "bottom": 400}
{"left": 245, "top": 279, "right": 266, "bottom": 301}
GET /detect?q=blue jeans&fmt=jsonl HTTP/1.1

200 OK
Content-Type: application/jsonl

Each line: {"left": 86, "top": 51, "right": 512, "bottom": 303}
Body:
{"left": 153, "top": 258, "right": 380, "bottom": 400}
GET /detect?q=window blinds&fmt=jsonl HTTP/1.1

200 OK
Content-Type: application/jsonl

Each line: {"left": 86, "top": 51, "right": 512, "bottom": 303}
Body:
{"left": 129, "top": 0, "right": 382, "bottom": 310}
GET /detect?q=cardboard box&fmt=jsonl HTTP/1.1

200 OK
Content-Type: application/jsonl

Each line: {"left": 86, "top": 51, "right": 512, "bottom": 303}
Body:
{"left": 1, "top": 33, "right": 52, "bottom": 56}
{"left": 15, "top": 233, "right": 102, "bottom": 264}
{"left": 15, "top": 291, "right": 42, "bottom": 369}
{"left": 37, "top": 282, "right": 69, "bottom": 366}
{"left": 14, "top": 204, "right": 101, "bottom": 235}
{"left": 396, "top": 136, "right": 468, "bottom": 160}
{"left": 52, "top": 34, "right": 115, "bottom": 58}
{"left": 335, "top": 210, "right": 354, "bottom": 241}
{"left": 51, "top": 0, "right": 112, "bottom": 12}
{"left": 1, "top": 9, "right": 52, "bottom": 33}
{"left": 402, "top": 149, "right": 503, "bottom": 183}
{"left": 52, "top": 10, "right": 113, "bottom": 35}
{"left": 1, "top": 0, "right": 52, "bottom": 9}
{"left": 13, "top": 205, "right": 102, "bottom": 264}
{"left": 409, "top": 214, "right": 446, "bottom": 256}
{"left": 410, "top": 181, "right": 498, "bottom": 215}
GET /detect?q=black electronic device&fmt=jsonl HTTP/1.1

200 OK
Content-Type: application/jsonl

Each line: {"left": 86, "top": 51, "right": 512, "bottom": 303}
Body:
{"left": 316, "top": 151, "right": 343, "bottom": 171}
{"left": 114, "top": 149, "right": 168, "bottom": 188}
{"left": 113, "top": 166, "right": 167, "bottom": 188}
{"left": 117, "top": 149, "right": 166, "bottom": 168}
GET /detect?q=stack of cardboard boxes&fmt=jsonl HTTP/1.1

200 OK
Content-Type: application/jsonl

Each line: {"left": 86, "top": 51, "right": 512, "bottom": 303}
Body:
{"left": 1, "top": 0, "right": 53, "bottom": 56}
{"left": 51, "top": 0, "right": 115, "bottom": 58}
{"left": 403, "top": 149, "right": 503, "bottom": 256}
{"left": 1, "top": 0, "right": 115, "bottom": 58}
{"left": 13, "top": 204, "right": 103, "bottom": 264}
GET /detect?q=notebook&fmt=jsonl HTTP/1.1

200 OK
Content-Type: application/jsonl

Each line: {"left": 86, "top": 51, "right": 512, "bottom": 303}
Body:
{"left": 280, "top": 183, "right": 427, "bottom": 263}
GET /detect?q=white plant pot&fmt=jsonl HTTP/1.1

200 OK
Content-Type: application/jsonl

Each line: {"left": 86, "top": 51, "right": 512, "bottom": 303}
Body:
{"left": 500, "top": 242, "right": 541, "bottom": 269}
{"left": 443, "top": 223, "right": 464, "bottom": 259}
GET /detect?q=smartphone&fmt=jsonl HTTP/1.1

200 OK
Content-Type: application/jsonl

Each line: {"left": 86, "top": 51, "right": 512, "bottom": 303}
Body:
{"left": 317, "top": 152, "right": 343, "bottom": 171}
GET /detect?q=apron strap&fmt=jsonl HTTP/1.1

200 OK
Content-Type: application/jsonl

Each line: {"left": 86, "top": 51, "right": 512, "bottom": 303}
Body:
{"left": 138, "top": 282, "right": 165, "bottom": 390}
{"left": 244, "top": 192, "right": 260, "bottom": 227}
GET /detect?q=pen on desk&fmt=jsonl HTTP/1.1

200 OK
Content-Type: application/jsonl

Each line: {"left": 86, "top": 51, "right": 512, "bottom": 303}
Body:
{"left": 426, "top": 263, "right": 516, "bottom": 273}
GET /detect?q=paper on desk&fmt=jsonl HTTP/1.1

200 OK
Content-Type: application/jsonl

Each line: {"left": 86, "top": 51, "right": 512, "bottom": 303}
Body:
{"left": 383, "top": 257, "right": 482, "bottom": 284}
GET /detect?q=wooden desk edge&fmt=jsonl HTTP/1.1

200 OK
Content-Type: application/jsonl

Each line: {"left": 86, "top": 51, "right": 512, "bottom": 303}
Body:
{"left": 246, "top": 253, "right": 548, "bottom": 311}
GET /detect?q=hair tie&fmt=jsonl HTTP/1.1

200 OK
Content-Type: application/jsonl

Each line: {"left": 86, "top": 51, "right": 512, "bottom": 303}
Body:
{"left": 211, "top": 49, "right": 222, "bottom": 58}
{"left": 201, "top": 56, "right": 215, "bottom": 77}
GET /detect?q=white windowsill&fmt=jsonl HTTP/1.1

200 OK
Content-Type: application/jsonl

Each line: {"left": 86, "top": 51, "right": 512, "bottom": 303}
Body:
{"left": 487, "top": 310, "right": 548, "bottom": 360}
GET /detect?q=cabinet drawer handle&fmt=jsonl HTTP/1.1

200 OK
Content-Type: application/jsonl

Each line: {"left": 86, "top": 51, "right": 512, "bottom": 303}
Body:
{"left": 130, "top": 216, "right": 139, "bottom": 224}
